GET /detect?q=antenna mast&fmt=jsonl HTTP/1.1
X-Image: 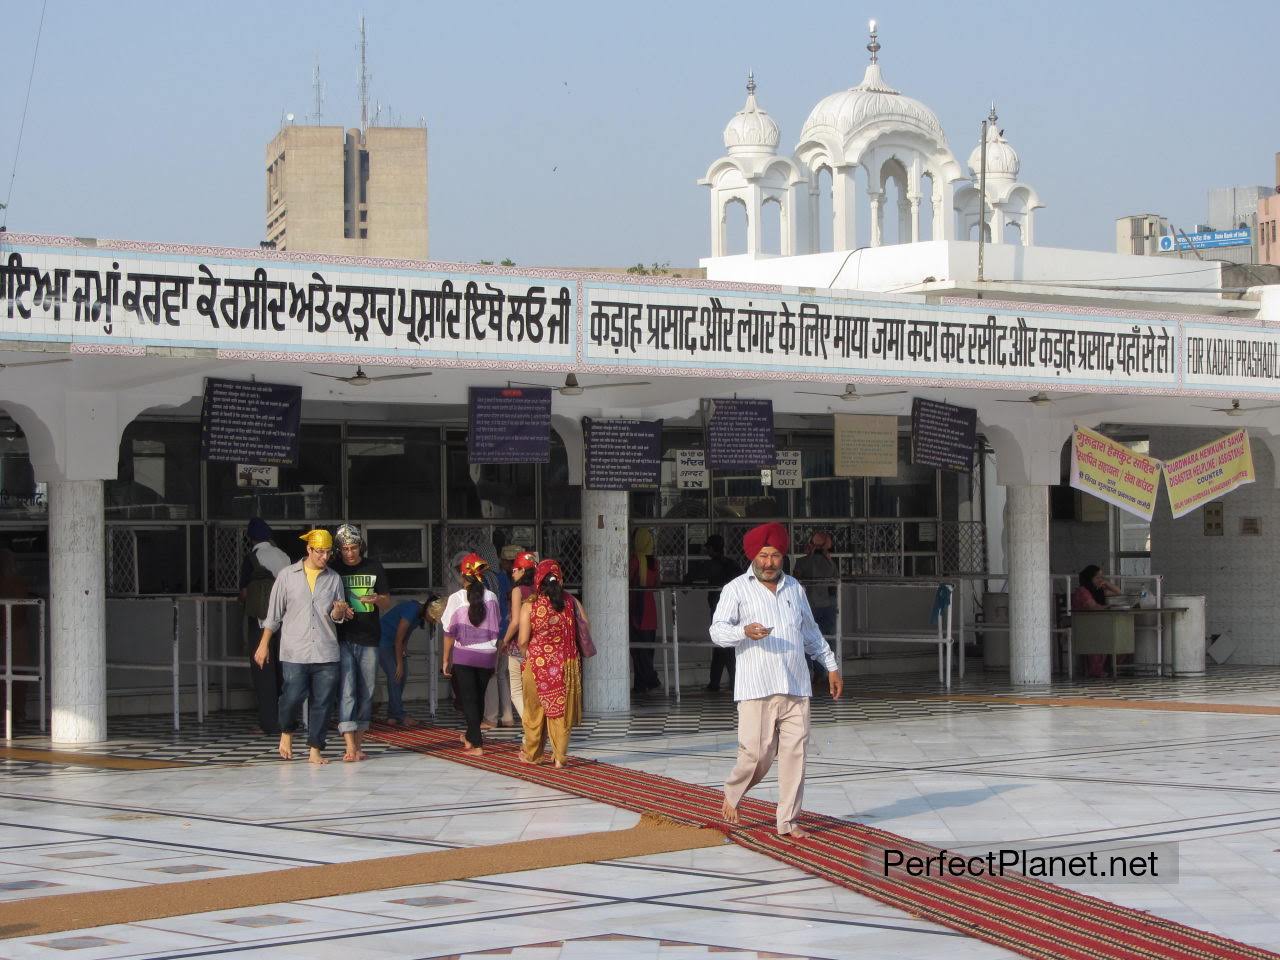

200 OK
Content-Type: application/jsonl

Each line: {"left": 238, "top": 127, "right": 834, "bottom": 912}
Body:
{"left": 358, "top": 14, "right": 370, "bottom": 135}
{"left": 311, "top": 56, "right": 324, "bottom": 125}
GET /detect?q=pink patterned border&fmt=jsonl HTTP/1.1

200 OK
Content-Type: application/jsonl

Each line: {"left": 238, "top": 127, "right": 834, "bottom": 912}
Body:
{"left": 941, "top": 295, "right": 1249, "bottom": 327}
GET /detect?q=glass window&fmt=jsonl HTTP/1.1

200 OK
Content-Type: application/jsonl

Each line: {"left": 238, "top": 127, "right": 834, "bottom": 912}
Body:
{"left": 541, "top": 433, "right": 581, "bottom": 520}
{"left": 106, "top": 421, "right": 201, "bottom": 521}
{"left": 0, "top": 416, "right": 46, "bottom": 522}
{"left": 345, "top": 425, "right": 441, "bottom": 520}
{"left": 630, "top": 428, "right": 708, "bottom": 520}
{"left": 869, "top": 436, "right": 937, "bottom": 517}
{"left": 446, "top": 445, "right": 536, "bottom": 519}
{"left": 206, "top": 424, "right": 342, "bottom": 521}
{"left": 791, "top": 433, "right": 860, "bottom": 519}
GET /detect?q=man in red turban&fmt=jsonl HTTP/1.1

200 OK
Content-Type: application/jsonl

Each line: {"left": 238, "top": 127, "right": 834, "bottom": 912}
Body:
{"left": 710, "top": 521, "right": 843, "bottom": 839}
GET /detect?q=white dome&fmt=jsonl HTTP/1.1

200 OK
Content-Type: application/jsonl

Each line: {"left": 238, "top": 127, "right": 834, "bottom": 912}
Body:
{"left": 968, "top": 123, "right": 1020, "bottom": 179}
{"left": 723, "top": 85, "right": 780, "bottom": 156}
{"left": 799, "top": 62, "right": 945, "bottom": 147}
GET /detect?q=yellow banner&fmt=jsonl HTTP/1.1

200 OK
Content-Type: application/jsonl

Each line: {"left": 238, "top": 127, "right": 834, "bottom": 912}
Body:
{"left": 1162, "top": 429, "right": 1255, "bottom": 519}
{"left": 1069, "top": 427, "right": 1161, "bottom": 521}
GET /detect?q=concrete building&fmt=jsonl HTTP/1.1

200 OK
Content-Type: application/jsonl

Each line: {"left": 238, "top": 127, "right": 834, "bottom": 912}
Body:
{"left": 265, "top": 123, "right": 428, "bottom": 260}
{"left": 1116, "top": 185, "right": 1269, "bottom": 264}
{"left": 1258, "top": 152, "right": 1280, "bottom": 266}
{"left": 8, "top": 24, "right": 1280, "bottom": 746}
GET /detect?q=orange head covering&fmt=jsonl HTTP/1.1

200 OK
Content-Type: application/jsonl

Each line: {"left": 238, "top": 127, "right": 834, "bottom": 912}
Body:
{"left": 299, "top": 529, "right": 333, "bottom": 551}
{"left": 459, "top": 552, "right": 488, "bottom": 580}
{"left": 534, "top": 558, "right": 563, "bottom": 591}
{"left": 743, "top": 522, "right": 788, "bottom": 561}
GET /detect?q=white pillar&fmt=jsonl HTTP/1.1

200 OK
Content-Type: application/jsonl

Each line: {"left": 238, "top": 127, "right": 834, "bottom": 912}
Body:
{"left": 832, "top": 169, "right": 855, "bottom": 251}
{"left": 897, "top": 198, "right": 911, "bottom": 245}
{"left": 909, "top": 197, "right": 921, "bottom": 243}
{"left": 869, "top": 191, "right": 884, "bottom": 247}
{"left": 580, "top": 488, "right": 630, "bottom": 713}
{"left": 710, "top": 196, "right": 724, "bottom": 258}
{"left": 746, "top": 185, "right": 763, "bottom": 257}
{"left": 1006, "top": 483, "right": 1052, "bottom": 685}
{"left": 50, "top": 479, "right": 107, "bottom": 742}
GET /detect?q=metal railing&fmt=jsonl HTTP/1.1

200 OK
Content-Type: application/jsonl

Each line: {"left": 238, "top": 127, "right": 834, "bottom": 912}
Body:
{"left": 105, "top": 597, "right": 182, "bottom": 731}
{"left": 2, "top": 598, "right": 46, "bottom": 740}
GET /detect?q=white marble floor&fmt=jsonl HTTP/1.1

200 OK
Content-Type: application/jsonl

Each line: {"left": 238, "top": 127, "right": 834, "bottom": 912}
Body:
{"left": 4, "top": 671, "right": 1280, "bottom": 959}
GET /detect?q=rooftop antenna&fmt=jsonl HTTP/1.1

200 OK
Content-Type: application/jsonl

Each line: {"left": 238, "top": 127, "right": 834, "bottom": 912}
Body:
{"left": 977, "top": 102, "right": 997, "bottom": 284}
{"left": 358, "top": 14, "right": 371, "bottom": 135}
{"left": 311, "top": 56, "right": 324, "bottom": 125}
{"left": 867, "top": 19, "right": 880, "bottom": 64}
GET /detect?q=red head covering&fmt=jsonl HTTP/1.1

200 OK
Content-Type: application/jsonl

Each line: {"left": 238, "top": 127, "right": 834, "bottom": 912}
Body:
{"left": 534, "top": 558, "right": 563, "bottom": 591}
{"left": 459, "top": 552, "right": 488, "bottom": 580}
{"left": 743, "top": 522, "right": 788, "bottom": 561}
{"left": 513, "top": 551, "right": 539, "bottom": 571}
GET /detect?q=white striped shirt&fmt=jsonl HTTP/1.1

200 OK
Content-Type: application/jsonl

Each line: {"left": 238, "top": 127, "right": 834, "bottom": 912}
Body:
{"left": 710, "top": 570, "right": 839, "bottom": 701}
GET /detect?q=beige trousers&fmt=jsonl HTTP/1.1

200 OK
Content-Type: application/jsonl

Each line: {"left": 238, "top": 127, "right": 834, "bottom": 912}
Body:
{"left": 483, "top": 654, "right": 514, "bottom": 725}
{"left": 507, "top": 654, "right": 525, "bottom": 720}
{"left": 723, "top": 694, "right": 810, "bottom": 834}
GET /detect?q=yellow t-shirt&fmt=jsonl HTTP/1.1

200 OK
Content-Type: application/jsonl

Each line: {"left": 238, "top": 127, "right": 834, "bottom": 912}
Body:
{"left": 305, "top": 565, "right": 321, "bottom": 594}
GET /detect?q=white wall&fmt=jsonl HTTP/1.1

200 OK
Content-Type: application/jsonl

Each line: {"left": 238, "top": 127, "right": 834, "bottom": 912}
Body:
{"left": 1149, "top": 428, "right": 1280, "bottom": 665}
{"left": 703, "top": 241, "right": 1222, "bottom": 294}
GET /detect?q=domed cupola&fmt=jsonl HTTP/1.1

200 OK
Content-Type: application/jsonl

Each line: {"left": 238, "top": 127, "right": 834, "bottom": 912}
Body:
{"left": 799, "top": 21, "right": 946, "bottom": 147}
{"left": 723, "top": 73, "right": 780, "bottom": 157}
{"left": 968, "top": 111, "right": 1020, "bottom": 181}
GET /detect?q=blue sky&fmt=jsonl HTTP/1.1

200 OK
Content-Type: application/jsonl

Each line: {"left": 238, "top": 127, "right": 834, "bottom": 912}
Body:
{"left": 1, "top": 0, "right": 1276, "bottom": 267}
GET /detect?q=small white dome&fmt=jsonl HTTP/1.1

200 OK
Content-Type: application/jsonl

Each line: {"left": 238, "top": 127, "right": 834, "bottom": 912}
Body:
{"left": 723, "top": 80, "right": 780, "bottom": 156}
{"left": 968, "top": 123, "right": 1020, "bottom": 180}
{"left": 799, "top": 61, "right": 945, "bottom": 146}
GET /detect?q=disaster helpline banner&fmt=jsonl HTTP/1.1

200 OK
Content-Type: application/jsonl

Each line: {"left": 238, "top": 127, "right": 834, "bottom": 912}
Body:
{"left": 1163, "top": 430, "right": 1254, "bottom": 519}
{"left": 0, "top": 248, "right": 574, "bottom": 361}
{"left": 1070, "top": 428, "right": 1161, "bottom": 521}
{"left": 585, "top": 288, "right": 1177, "bottom": 386}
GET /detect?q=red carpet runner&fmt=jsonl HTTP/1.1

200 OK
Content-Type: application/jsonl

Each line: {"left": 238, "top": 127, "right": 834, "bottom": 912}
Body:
{"left": 369, "top": 724, "right": 1277, "bottom": 960}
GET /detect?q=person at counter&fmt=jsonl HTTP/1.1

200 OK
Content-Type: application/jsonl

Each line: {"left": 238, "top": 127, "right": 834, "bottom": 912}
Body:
{"left": 1072, "top": 564, "right": 1123, "bottom": 678}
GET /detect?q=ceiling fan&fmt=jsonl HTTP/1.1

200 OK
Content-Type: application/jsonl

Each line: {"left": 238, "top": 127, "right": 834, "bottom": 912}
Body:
{"left": 1194, "top": 398, "right": 1280, "bottom": 418}
{"left": 509, "top": 373, "right": 650, "bottom": 397}
{"left": 0, "top": 358, "right": 72, "bottom": 370}
{"left": 995, "top": 391, "right": 1087, "bottom": 406}
{"left": 795, "top": 383, "right": 907, "bottom": 401}
{"left": 308, "top": 365, "right": 433, "bottom": 386}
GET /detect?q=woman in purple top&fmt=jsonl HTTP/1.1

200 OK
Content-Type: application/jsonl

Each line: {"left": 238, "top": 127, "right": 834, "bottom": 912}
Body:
{"left": 442, "top": 552, "right": 501, "bottom": 754}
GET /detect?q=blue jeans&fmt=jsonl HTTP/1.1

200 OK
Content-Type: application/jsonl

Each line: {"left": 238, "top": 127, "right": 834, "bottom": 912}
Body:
{"left": 338, "top": 641, "right": 379, "bottom": 734}
{"left": 279, "top": 661, "right": 339, "bottom": 750}
{"left": 376, "top": 639, "right": 406, "bottom": 722}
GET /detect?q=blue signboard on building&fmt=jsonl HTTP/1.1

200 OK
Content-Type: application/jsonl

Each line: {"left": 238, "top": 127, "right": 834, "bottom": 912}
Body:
{"left": 1158, "top": 229, "right": 1251, "bottom": 252}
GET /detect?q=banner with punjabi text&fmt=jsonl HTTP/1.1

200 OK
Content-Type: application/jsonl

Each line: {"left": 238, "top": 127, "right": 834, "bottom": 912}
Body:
{"left": 1069, "top": 427, "right": 1161, "bottom": 521}
{"left": 1162, "top": 430, "right": 1255, "bottom": 519}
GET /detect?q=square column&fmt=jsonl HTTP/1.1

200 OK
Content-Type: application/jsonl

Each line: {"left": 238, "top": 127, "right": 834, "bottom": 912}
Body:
{"left": 50, "top": 479, "right": 107, "bottom": 742}
{"left": 580, "top": 488, "right": 631, "bottom": 713}
{"left": 1006, "top": 483, "right": 1052, "bottom": 685}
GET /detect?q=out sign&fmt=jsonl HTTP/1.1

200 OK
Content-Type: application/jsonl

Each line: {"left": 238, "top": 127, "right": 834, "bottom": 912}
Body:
{"left": 773, "top": 450, "right": 802, "bottom": 489}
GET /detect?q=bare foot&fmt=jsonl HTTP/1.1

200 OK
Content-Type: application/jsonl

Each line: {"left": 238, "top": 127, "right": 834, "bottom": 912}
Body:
{"left": 480, "top": 721, "right": 496, "bottom": 731}
{"left": 782, "top": 826, "right": 811, "bottom": 840}
{"left": 277, "top": 734, "right": 293, "bottom": 760}
{"left": 308, "top": 748, "right": 330, "bottom": 765}
{"left": 458, "top": 731, "right": 468, "bottom": 744}
{"left": 721, "top": 798, "right": 740, "bottom": 825}
{"left": 343, "top": 751, "right": 362, "bottom": 762}
{"left": 469, "top": 747, "right": 484, "bottom": 756}
{"left": 403, "top": 717, "right": 421, "bottom": 728}
{"left": 553, "top": 760, "right": 565, "bottom": 769}
{"left": 518, "top": 755, "right": 543, "bottom": 765}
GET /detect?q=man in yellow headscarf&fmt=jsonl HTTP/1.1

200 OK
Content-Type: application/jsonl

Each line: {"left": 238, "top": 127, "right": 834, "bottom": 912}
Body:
{"left": 629, "top": 527, "right": 661, "bottom": 693}
{"left": 253, "top": 528, "right": 353, "bottom": 764}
